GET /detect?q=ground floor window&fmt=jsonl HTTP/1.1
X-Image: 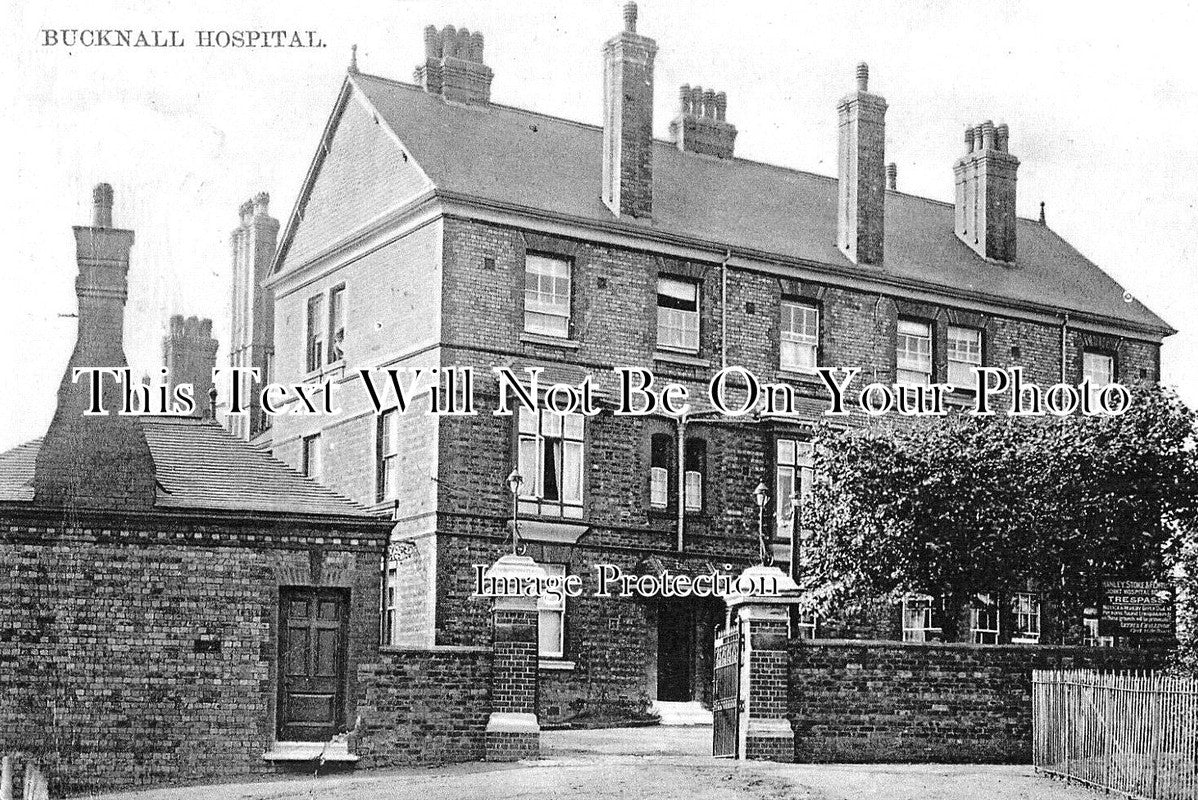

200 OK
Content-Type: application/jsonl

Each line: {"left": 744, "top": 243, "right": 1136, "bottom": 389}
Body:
{"left": 970, "top": 592, "right": 1001, "bottom": 644}
{"left": 384, "top": 564, "right": 399, "bottom": 645}
{"left": 538, "top": 563, "right": 567, "bottom": 658}
{"left": 1012, "top": 592, "right": 1041, "bottom": 643}
{"left": 794, "top": 609, "right": 818, "bottom": 639}
{"left": 902, "top": 594, "right": 942, "bottom": 642}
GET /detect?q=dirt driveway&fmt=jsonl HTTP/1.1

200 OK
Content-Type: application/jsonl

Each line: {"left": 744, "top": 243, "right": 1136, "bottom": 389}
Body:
{"left": 92, "top": 727, "right": 1100, "bottom": 800}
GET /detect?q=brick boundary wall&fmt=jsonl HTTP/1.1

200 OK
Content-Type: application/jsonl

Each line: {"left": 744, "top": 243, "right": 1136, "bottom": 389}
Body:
{"left": 787, "top": 639, "right": 1167, "bottom": 764}
{"left": 354, "top": 646, "right": 492, "bottom": 768}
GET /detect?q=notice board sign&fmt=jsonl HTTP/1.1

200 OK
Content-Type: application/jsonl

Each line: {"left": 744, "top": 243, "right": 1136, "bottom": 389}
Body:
{"left": 1102, "top": 580, "right": 1175, "bottom": 638}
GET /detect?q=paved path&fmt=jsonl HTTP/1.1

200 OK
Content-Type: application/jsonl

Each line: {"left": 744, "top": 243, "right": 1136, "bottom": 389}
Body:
{"left": 93, "top": 728, "right": 1099, "bottom": 800}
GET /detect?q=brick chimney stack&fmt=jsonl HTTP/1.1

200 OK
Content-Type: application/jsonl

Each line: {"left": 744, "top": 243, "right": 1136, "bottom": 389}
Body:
{"left": 414, "top": 24, "right": 493, "bottom": 104}
{"left": 837, "top": 63, "right": 888, "bottom": 266}
{"left": 163, "top": 315, "right": 218, "bottom": 418}
{"left": 954, "top": 120, "right": 1019, "bottom": 263}
{"left": 669, "top": 84, "right": 737, "bottom": 159}
{"left": 602, "top": 1, "right": 657, "bottom": 218}
{"left": 32, "top": 183, "right": 156, "bottom": 509}
{"left": 228, "top": 192, "right": 279, "bottom": 439}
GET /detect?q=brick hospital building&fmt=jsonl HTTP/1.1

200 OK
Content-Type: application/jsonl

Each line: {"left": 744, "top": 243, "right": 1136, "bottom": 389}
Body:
{"left": 236, "top": 4, "right": 1174, "bottom": 721}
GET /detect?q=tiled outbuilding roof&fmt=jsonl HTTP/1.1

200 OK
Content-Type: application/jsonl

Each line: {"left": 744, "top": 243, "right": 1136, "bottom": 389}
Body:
{"left": 283, "top": 71, "right": 1171, "bottom": 337}
{"left": 0, "top": 417, "right": 377, "bottom": 519}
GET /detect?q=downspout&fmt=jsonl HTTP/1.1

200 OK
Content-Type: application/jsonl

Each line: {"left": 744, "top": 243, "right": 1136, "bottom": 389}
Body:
{"left": 1060, "top": 312, "right": 1070, "bottom": 381}
{"left": 677, "top": 415, "right": 687, "bottom": 552}
{"left": 720, "top": 249, "right": 731, "bottom": 371}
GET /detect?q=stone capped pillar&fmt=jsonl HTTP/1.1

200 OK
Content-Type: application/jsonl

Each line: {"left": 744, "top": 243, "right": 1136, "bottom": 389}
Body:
{"left": 723, "top": 564, "right": 802, "bottom": 762}
{"left": 483, "top": 553, "right": 546, "bottom": 761}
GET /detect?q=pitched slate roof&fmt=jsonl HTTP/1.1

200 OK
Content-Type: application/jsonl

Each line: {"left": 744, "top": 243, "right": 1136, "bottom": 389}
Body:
{"left": 0, "top": 418, "right": 376, "bottom": 519}
{"left": 288, "top": 71, "right": 1170, "bottom": 336}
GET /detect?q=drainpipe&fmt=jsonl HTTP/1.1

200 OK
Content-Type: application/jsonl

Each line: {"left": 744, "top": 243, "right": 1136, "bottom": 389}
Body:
{"left": 720, "top": 250, "right": 731, "bottom": 371}
{"left": 677, "top": 415, "right": 687, "bottom": 552}
{"left": 1060, "top": 312, "right": 1070, "bottom": 381}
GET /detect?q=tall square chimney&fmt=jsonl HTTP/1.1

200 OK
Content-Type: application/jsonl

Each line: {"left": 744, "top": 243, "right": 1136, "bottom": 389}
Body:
{"left": 837, "top": 63, "right": 888, "bottom": 266}
{"left": 602, "top": 2, "right": 657, "bottom": 219}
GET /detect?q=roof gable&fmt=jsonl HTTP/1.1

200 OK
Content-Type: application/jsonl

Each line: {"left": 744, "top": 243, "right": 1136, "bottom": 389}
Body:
{"left": 277, "top": 78, "right": 434, "bottom": 272}
{"left": 342, "top": 71, "right": 1171, "bottom": 336}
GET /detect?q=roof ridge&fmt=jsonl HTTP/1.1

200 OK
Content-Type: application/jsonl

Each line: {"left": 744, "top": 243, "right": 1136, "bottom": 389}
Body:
{"left": 353, "top": 71, "right": 967, "bottom": 207}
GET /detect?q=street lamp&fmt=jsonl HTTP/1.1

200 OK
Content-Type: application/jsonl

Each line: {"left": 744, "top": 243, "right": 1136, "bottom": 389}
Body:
{"left": 753, "top": 481, "right": 772, "bottom": 566}
{"left": 506, "top": 469, "right": 524, "bottom": 555}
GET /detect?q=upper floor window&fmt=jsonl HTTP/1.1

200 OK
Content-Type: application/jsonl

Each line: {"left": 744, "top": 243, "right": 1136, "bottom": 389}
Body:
{"left": 518, "top": 409, "right": 584, "bottom": 518}
{"left": 684, "top": 438, "right": 706, "bottom": 512}
{"left": 657, "top": 277, "right": 700, "bottom": 353}
{"left": 896, "top": 319, "right": 932, "bottom": 385}
{"left": 1012, "top": 592, "right": 1041, "bottom": 643}
{"left": 649, "top": 433, "right": 672, "bottom": 509}
{"left": 302, "top": 433, "right": 322, "bottom": 480}
{"left": 946, "top": 326, "right": 982, "bottom": 388}
{"left": 780, "top": 301, "right": 819, "bottom": 372}
{"left": 902, "top": 594, "right": 942, "bottom": 642}
{"left": 328, "top": 284, "right": 346, "bottom": 363}
{"left": 1083, "top": 351, "right": 1114, "bottom": 387}
{"left": 970, "top": 592, "right": 1000, "bottom": 644}
{"left": 538, "top": 563, "right": 567, "bottom": 658}
{"left": 524, "top": 254, "right": 571, "bottom": 337}
{"left": 377, "top": 408, "right": 399, "bottom": 502}
{"left": 775, "top": 439, "right": 814, "bottom": 540}
{"left": 305, "top": 294, "right": 325, "bottom": 373}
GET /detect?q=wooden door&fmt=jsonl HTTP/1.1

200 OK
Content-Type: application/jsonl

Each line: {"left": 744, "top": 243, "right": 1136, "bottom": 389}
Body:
{"left": 278, "top": 588, "right": 348, "bottom": 741}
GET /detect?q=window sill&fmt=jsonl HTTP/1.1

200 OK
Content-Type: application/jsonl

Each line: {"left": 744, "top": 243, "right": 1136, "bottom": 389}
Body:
{"left": 304, "top": 360, "right": 346, "bottom": 382}
{"left": 539, "top": 659, "right": 576, "bottom": 671}
{"left": 653, "top": 350, "right": 709, "bottom": 369}
{"left": 520, "top": 332, "right": 581, "bottom": 350}
{"left": 777, "top": 368, "right": 825, "bottom": 385}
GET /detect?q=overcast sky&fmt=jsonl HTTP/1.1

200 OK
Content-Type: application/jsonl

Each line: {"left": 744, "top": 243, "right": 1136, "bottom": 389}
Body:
{"left": 0, "top": 0, "right": 1194, "bottom": 452}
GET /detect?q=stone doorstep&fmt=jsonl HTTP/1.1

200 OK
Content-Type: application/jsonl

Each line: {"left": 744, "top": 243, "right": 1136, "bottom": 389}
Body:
{"left": 651, "top": 700, "right": 714, "bottom": 727}
{"left": 261, "top": 739, "right": 360, "bottom": 763}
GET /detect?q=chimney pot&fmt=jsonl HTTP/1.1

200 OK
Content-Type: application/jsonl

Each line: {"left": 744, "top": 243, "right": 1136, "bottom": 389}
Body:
{"left": 441, "top": 25, "right": 457, "bottom": 58}
{"left": 995, "top": 123, "right": 1009, "bottom": 153}
{"left": 856, "top": 62, "right": 869, "bottom": 93}
{"left": 423, "top": 25, "right": 440, "bottom": 59}
{"left": 964, "top": 126, "right": 975, "bottom": 154}
{"left": 471, "top": 32, "right": 485, "bottom": 62}
{"left": 92, "top": 183, "right": 114, "bottom": 228}
{"left": 679, "top": 84, "right": 691, "bottom": 113}
{"left": 714, "top": 92, "right": 727, "bottom": 121}
{"left": 455, "top": 27, "right": 472, "bottom": 59}
{"left": 886, "top": 163, "right": 897, "bottom": 191}
{"left": 981, "top": 120, "right": 996, "bottom": 151}
{"left": 702, "top": 89, "right": 717, "bottom": 119}
{"left": 624, "top": 1, "right": 638, "bottom": 32}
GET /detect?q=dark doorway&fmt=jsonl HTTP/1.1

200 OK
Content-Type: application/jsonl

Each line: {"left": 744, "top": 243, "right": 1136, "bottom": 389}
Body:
{"left": 278, "top": 587, "right": 349, "bottom": 741}
{"left": 657, "top": 601, "right": 695, "bottom": 701}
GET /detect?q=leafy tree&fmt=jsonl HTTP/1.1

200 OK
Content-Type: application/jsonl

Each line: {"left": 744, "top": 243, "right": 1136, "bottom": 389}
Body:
{"left": 801, "top": 384, "right": 1198, "bottom": 646}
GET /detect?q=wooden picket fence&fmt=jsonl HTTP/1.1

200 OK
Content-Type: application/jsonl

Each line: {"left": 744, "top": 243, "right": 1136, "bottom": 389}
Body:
{"left": 1033, "top": 669, "right": 1198, "bottom": 800}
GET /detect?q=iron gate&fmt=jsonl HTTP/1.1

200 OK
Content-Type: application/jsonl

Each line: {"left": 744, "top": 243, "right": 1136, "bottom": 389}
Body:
{"left": 712, "top": 621, "right": 743, "bottom": 758}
